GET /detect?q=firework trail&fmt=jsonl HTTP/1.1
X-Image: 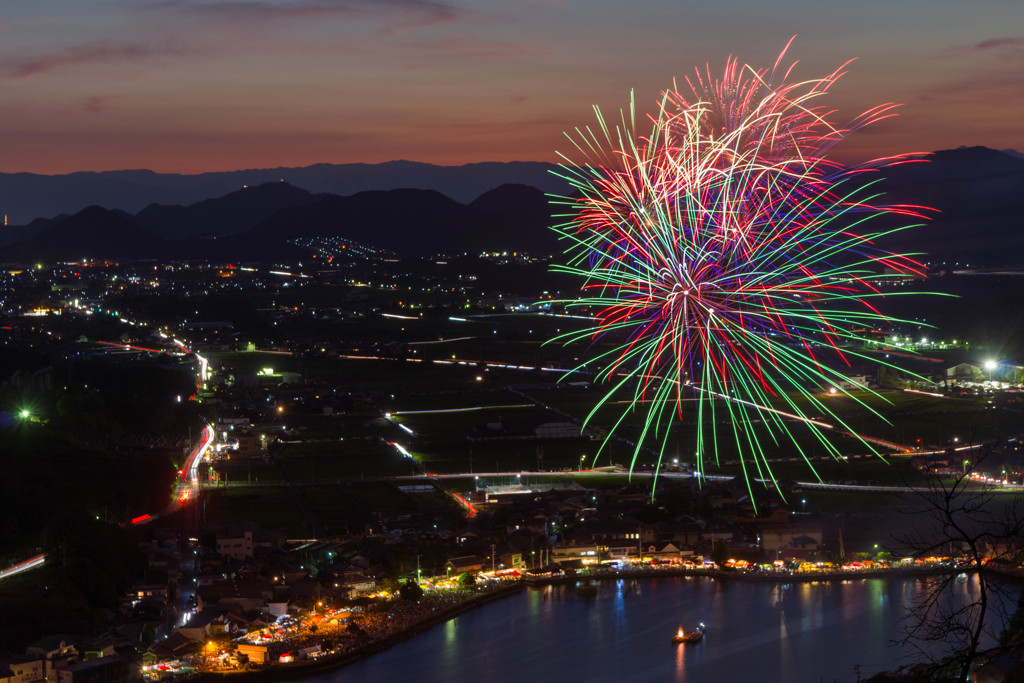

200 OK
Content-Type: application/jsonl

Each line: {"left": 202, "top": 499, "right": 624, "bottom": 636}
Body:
{"left": 550, "top": 42, "right": 933, "bottom": 493}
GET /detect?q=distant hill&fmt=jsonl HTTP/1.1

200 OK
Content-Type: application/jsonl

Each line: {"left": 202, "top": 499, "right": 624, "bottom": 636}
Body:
{"left": 0, "top": 160, "right": 570, "bottom": 225}
{"left": 134, "top": 181, "right": 324, "bottom": 239}
{"left": 874, "top": 146, "right": 1024, "bottom": 265}
{"left": 227, "top": 184, "right": 561, "bottom": 258}
{"left": 241, "top": 188, "right": 487, "bottom": 256}
{"left": 1, "top": 147, "right": 1023, "bottom": 265}
{"left": 0, "top": 180, "right": 564, "bottom": 262}
{"left": 469, "top": 183, "right": 564, "bottom": 254}
{"left": 4, "top": 206, "right": 161, "bottom": 262}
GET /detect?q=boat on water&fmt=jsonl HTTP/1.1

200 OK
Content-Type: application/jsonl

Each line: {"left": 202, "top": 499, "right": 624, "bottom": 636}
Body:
{"left": 671, "top": 623, "right": 705, "bottom": 644}
{"left": 575, "top": 582, "right": 598, "bottom": 598}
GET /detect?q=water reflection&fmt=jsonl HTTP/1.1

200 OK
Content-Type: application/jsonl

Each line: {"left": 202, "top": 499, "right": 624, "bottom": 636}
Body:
{"left": 441, "top": 619, "right": 457, "bottom": 670}
{"left": 674, "top": 635, "right": 687, "bottom": 682}
{"left": 614, "top": 579, "right": 627, "bottom": 633}
{"left": 302, "top": 577, "right": 1017, "bottom": 683}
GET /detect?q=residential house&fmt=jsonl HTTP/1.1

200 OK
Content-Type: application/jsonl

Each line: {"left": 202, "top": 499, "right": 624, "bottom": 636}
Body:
{"left": 446, "top": 556, "right": 485, "bottom": 575}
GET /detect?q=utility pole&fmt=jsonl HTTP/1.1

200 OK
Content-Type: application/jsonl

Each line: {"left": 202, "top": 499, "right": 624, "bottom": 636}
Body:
{"left": 416, "top": 554, "right": 422, "bottom": 584}
{"left": 490, "top": 544, "right": 496, "bottom": 574}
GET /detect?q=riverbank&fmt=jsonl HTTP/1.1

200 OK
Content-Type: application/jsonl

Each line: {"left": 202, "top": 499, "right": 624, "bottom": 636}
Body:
{"left": 196, "top": 583, "right": 522, "bottom": 682}
{"left": 255, "top": 573, "right": 1022, "bottom": 683}
{"left": 522, "top": 564, "right": 960, "bottom": 586}
{"left": 194, "top": 564, "right": 1020, "bottom": 682}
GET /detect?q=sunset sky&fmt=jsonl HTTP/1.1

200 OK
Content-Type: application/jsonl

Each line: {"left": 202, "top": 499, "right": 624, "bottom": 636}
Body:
{"left": 2, "top": 0, "right": 1022, "bottom": 175}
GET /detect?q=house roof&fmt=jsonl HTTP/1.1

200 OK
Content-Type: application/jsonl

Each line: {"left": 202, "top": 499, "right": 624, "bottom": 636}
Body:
{"left": 446, "top": 555, "right": 483, "bottom": 569}
{"left": 56, "top": 656, "right": 126, "bottom": 674}
{"left": 151, "top": 632, "right": 196, "bottom": 657}
{"left": 27, "top": 634, "right": 79, "bottom": 653}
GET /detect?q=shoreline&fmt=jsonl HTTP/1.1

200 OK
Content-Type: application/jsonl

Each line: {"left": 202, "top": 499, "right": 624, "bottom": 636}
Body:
{"left": 196, "top": 583, "right": 522, "bottom": 682}
{"left": 522, "top": 564, "right": 962, "bottom": 585}
{"left": 195, "top": 564, "right": 1019, "bottom": 682}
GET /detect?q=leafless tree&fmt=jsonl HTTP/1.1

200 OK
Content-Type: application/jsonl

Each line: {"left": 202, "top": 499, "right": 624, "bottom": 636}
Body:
{"left": 891, "top": 456, "right": 1024, "bottom": 681}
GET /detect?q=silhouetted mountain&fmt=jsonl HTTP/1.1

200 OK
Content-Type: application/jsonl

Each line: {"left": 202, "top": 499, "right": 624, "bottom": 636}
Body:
{"left": 875, "top": 147, "right": 1024, "bottom": 265}
{"left": 134, "top": 181, "right": 323, "bottom": 239}
{"left": 0, "top": 214, "right": 65, "bottom": 248}
{"left": 4, "top": 206, "right": 160, "bottom": 261}
{"left": 238, "top": 188, "right": 505, "bottom": 258}
{"left": 470, "top": 183, "right": 548, "bottom": 213}
{"left": 469, "top": 184, "right": 563, "bottom": 253}
{"left": 3, "top": 147, "right": 1023, "bottom": 265}
{"left": 0, "top": 161, "right": 569, "bottom": 225}
{"left": 0, "top": 180, "right": 563, "bottom": 262}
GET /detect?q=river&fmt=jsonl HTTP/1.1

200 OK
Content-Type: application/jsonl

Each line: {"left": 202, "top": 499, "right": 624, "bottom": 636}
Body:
{"left": 299, "top": 575, "right": 1016, "bottom": 683}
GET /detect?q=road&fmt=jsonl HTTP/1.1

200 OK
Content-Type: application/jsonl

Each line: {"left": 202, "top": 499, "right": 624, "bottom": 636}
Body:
{"left": 202, "top": 465, "right": 996, "bottom": 496}
{"left": 174, "top": 424, "right": 216, "bottom": 509}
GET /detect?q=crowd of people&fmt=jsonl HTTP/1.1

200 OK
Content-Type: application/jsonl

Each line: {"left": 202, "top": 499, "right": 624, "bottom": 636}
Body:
{"left": 204, "top": 581, "right": 518, "bottom": 672}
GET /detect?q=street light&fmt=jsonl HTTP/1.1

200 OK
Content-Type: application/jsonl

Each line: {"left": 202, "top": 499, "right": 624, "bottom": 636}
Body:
{"left": 984, "top": 359, "right": 997, "bottom": 385}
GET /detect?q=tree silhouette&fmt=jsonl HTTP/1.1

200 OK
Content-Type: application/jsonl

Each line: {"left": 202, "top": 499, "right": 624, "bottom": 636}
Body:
{"left": 399, "top": 580, "right": 424, "bottom": 601}
{"left": 891, "top": 457, "right": 1024, "bottom": 681}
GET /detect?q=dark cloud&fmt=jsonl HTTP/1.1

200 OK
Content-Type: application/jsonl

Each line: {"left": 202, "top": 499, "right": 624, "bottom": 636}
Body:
{"left": 143, "top": 0, "right": 462, "bottom": 28}
{"left": 928, "top": 37, "right": 1024, "bottom": 105}
{"left": 0, "top": 41, "right": 194, "bottom": 78}
{"left": 401, "top": 37, "right": 548, "bottom": 70}
{"left": 919, "top": 72, "right": 1024, "bottom": 106}
{"left": 968, "top": 37, "right": 1024, "bottom": 52}
{"left": 943, "top": 37, "right": 1024, "bottom": 61}
{"left": 80, "top": 96, "right": 108, "bottom": 114}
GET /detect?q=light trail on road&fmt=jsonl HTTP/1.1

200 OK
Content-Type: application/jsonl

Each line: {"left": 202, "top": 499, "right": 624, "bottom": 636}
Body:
{"left": 0, "top": 553, "right": 46, "bottom": 582}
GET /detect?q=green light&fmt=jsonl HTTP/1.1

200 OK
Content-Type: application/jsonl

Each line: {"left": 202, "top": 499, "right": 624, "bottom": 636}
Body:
{"left": 19, "top": 409, "right": 30, "bottom": 419}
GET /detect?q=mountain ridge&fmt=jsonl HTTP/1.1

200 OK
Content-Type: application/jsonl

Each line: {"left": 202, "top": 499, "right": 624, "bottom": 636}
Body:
{"left": 2, "top": 147, "right": 1023, "bottom": 265}
{"left": 0, "top": 160, "right": 570, "bottom": 225}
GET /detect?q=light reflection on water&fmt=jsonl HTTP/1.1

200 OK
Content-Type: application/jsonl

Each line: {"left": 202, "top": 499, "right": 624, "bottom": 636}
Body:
{"left": 301, "top": 576, "right": 1015, "bottom": 683}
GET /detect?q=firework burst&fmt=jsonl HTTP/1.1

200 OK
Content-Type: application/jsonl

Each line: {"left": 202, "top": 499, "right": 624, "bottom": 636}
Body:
{"left": 551, "top": 43, "right": 933, "bottom": 492}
